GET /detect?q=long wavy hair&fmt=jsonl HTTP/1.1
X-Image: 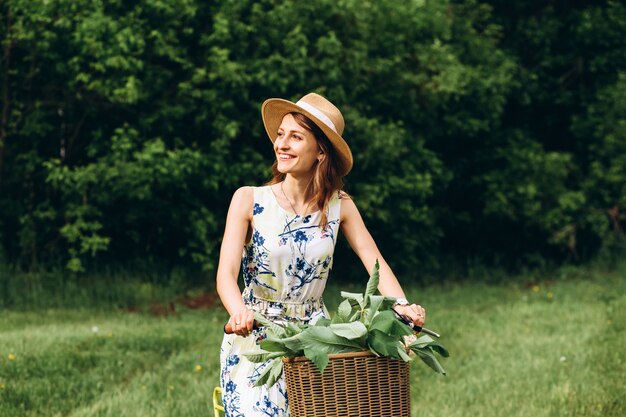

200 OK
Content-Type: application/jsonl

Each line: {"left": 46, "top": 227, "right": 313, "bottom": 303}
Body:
{"left": 266, "top": 112, "right": 346, "bottom": 229}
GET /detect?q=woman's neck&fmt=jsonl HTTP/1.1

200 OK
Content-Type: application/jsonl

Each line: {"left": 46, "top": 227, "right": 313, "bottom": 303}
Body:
{"left": 282, "top": 174, "right": 314, "bottom": 206}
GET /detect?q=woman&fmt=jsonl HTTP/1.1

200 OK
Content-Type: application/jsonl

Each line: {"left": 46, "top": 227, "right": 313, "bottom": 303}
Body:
{"left": 217, "top": 93, "right": 426, "bottom": 416}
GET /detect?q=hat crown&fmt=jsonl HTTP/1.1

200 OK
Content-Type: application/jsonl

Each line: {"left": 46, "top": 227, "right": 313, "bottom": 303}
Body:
{"left": 298, "top": 93, "right": 345, "bottom": 135}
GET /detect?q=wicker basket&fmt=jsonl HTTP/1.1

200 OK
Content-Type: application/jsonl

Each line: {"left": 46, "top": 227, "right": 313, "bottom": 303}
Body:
{"left": 282, "top": 351, "right": 410, "bottom": 417}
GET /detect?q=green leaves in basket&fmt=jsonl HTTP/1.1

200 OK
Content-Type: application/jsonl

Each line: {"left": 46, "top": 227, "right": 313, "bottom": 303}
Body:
{"left": 263, "top": 335, "right": 302, "bottom": 354}
{"left": 340, "top": 291, "right": 365, "bottom": 309}
{"left": 252, "top": 357, "right": 284, "bottom": 387}
{"left": 368, "top": 329, "right": 407, "bottom": 360}
{"left": 334, "top": 299, "right": 353, "bottom": 323}
{"left": 364, "top": 259, "right": 380, "bottom": 302}
{"left": 303, "top": 347, "right": 330, "bottom": 373}
{"left": 370, "top": 311, "right": 414, "bottom": 338}
{"left": 413, "top": 348, "right": 447, "bottom": 375}
{"left": 410, "top": 334, "right": 450, "bottom": 357}
{"left": 244, "top": 349, "right": 289, "bottom": 363}
{"left": 253, "top": 312, "right": 288, "bottom": 338}
{"left": 300, "top": 326, "right": 363, "bottom": 372}
{"left": 245, "top": 320, "right": 310, "bottom": 387}
{"left": 315, "top": 317, "right": 332, "bottom": 327}
{"left": 408, "top": 335, "right": 450, "bottom": 375}
{"left": 329, "top": 321, "right": 368, "bottom": 341}
{"left": 243, "top": 259, "right": 450, "bottom": 388}
{"left": 301, "top": 326, "right": 363, "bottom": 351}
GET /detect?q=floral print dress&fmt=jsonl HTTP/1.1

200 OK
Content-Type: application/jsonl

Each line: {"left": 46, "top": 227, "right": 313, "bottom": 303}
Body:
{"left": 220, "top": 186, "right": 341, "bottom": 417}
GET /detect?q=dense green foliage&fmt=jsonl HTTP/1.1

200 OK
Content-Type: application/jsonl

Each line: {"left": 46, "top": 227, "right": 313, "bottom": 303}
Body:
{"left": 0, "top": 0, "right": 624, "bottom": 280}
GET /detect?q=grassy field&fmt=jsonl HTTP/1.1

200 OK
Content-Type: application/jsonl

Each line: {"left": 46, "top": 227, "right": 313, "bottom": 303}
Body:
{"left": 0, "top": 266, "right": 624, "bottom": 417}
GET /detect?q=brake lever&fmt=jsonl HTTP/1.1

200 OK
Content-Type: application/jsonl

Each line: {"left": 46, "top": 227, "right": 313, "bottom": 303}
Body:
{"left": 392, "top": 307, "right": 441, "bottom": 338}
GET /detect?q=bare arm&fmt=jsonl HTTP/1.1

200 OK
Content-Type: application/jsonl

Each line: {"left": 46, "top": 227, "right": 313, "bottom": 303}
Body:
{"left": 340, "top": 196, "right": 426, "bottom": 325}
{"left": 216, "top": 186, "right": 255, "bottom": 336}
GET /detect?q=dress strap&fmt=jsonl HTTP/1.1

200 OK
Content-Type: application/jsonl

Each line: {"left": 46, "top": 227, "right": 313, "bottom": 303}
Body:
{"left": 329, "top": 190, "right": 342, "bottom": 221}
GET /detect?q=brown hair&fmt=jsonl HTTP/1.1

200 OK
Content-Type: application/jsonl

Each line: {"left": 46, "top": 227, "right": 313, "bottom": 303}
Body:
{"left": 267, "top": 112, "right": 347, "bottom": 229}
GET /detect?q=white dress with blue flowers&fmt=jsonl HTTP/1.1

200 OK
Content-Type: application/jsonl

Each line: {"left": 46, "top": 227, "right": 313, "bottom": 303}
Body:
{"left": 220, "top": 185, "right": 341, "bottom": 417}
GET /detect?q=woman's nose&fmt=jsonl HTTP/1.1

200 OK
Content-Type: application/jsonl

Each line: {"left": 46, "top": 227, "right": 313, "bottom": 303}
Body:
{"left": 275, "top": 136, "right": 289, "bottom": 149}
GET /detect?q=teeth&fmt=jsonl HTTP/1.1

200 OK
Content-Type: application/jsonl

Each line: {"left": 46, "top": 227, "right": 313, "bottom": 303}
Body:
{"left": 279, "top": 154, "right": 295, "bottom": 160}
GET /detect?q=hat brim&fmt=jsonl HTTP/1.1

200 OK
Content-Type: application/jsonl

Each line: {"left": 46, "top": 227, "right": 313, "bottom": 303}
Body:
{"left": 261, "top": 98, "right": 353, "bottom": 176}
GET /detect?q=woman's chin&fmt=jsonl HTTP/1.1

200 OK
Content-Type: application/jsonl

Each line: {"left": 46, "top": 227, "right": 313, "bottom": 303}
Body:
{"left": 276, "top": 161, "right": 296, "bottom": 173}
{"left": 276, "top": 164, "right": 290, "bottom": 174}
{"left": 276, "top": 160, "right": 316, "bottom": 177}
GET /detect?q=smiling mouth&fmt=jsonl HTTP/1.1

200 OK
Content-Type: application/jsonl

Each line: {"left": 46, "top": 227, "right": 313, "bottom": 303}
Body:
{"left": 278, "top": 154, "right": 296, "bottom": 160}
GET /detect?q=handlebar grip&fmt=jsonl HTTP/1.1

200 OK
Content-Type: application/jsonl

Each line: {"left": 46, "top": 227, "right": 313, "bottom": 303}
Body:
{"left": 223, "top": 320, "right": 259, "bottom": 335}
{"left": 391, "top": 307, "right": 441, "bottom": 338}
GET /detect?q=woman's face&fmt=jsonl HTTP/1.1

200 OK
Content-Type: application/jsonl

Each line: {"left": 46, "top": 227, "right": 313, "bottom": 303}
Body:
{"left": 274, "top": 114, "right": 321, "bottom": 176}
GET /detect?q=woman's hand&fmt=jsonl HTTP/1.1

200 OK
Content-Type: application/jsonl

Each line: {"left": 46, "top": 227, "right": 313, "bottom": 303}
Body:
{"left": 394, "top": 303, "right": 426, "bottom": 328}
{"left": 228, "top": 308, "right": 256, "bottom": 337}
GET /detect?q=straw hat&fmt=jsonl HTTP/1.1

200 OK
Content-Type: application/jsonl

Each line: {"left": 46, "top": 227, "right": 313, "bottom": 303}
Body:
{"left": 261, "top": 93, "right": 353, "bottom": 176}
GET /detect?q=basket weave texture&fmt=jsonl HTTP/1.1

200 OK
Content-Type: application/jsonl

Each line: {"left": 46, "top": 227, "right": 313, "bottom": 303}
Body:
{"left": 283, "top": 350, "right": 410, "bottom": 417}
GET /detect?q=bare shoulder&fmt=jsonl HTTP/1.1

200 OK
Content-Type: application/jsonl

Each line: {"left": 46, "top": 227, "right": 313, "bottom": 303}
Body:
{"left": 339, "top": 192, "right": 360, "bottom": 222}
{"left": 233, "top": 186, "right": 254, "bottom": 200}
{"left": 230, "top": 186, "right": 254, "bottom": 219}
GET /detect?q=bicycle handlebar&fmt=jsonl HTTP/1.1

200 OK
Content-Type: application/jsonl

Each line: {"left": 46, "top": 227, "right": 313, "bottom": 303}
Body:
{"left": 224, "top": 310, "right": 441, "bottom": 338}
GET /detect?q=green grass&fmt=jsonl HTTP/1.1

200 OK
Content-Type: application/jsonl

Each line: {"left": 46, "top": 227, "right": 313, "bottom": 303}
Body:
{"left": 0, "top": 266, "right": 190, "bottom": 310}
{"left": 0, "top": 267, "right": 624, "bottom": 417}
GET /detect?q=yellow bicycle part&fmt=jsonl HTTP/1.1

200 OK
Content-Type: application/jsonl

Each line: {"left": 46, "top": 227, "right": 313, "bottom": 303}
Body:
{"left": 213, "top": 386, "right": 224, "bottom": 417}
